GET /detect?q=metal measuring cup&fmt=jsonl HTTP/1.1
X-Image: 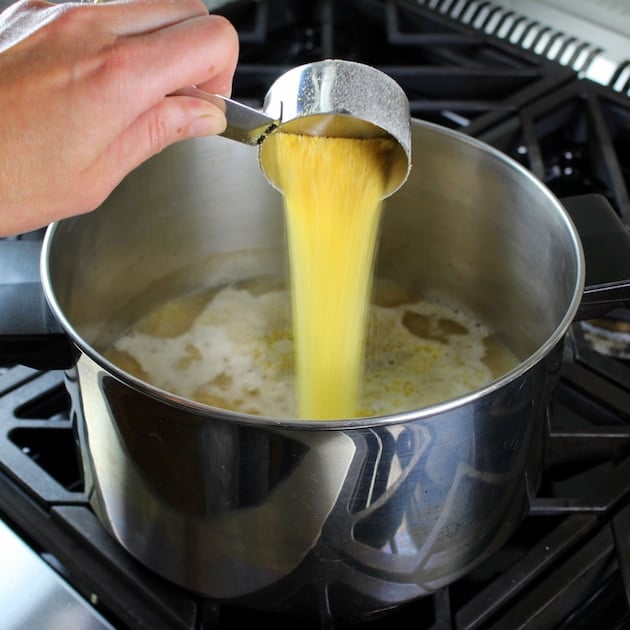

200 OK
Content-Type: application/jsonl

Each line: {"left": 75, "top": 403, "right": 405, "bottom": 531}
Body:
{"left": 178, "top": 59, "right": 412, "bottom": 198}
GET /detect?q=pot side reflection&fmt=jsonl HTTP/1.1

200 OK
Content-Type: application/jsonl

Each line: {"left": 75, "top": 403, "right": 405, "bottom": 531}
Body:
{"left": 70, "top": 342, "right": 556, "bottom": 617}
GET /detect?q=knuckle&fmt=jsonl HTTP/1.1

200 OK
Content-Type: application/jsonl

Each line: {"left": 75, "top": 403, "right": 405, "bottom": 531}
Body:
{"left": 44, "top": 2, "right": 91, "bottom": 32}
{"left": 145, "top": 111, "right": 171, "bottom": 154}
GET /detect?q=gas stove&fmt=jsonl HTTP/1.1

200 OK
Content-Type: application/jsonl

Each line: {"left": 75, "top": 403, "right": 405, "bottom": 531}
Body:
{"left": 1, "top": 1, "right": 630, "bottom": 629}
{"left": 419, "top": 0, "right": 630, "bottom": 95}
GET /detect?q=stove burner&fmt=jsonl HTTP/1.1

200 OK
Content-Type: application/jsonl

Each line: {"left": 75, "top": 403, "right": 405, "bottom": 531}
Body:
{"left": 215, "top": 0, "right": 574, "bottom": 134}
{"left": 478, "top": 79, "right": 630, "bottom": 223}
{"left": 478, "top": 79, "right": 630, "bottom": 368}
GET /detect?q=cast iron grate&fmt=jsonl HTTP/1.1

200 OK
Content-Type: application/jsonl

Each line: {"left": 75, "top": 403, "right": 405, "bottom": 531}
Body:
{"left": 477, "top": 78, "right": 630, "bottom": 224}
{"left": 215, "top": 0, "right": 574, "bottom": 134}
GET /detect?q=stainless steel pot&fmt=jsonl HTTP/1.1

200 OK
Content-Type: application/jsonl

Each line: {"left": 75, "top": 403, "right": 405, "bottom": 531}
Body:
{"left": 3, "top": 119, "right": 630, "bottom": 621}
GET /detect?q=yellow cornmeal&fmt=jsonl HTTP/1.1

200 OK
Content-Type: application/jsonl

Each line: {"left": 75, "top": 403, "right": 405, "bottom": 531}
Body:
{"left": 265, "top": 132, "right": 394, "bottom": 419}
{"left": 105, "top": 281, "right": 519, "bottom": 419}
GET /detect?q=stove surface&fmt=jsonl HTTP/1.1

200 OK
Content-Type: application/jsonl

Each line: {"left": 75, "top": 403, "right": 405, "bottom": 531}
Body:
{"left": 214, "top": 0, "right": 575, "bottom": 135}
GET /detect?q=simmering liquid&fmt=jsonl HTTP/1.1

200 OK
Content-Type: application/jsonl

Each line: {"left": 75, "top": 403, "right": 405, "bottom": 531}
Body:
{"left": 264, "top": 132, "right": 394, "bottom": 418}
{"left": 105, "top": 278, "right": 519, "bottom": 419}
{"left": 105, "top": 130, "right": 521, "bottom": 419}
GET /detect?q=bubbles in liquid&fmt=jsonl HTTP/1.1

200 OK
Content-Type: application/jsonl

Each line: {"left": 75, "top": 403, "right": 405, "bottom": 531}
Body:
{"left": 105, "top": 132, "right": 519, "bottom": 420}
{"left": 105, "top": 277, "right": 519, "bottom": 419}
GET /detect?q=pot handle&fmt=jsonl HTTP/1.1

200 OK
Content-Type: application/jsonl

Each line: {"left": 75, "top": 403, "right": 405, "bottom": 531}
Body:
{"left": 561, "top": 194, "right": 630, "bottom": 321}
{"left": 0, "top": 238, "right": 76, "bottom": 370}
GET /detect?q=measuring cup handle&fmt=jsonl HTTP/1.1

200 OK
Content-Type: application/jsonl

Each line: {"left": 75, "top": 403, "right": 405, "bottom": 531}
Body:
{"left": 172, "top": 87, "right": 279, "bottom": 146}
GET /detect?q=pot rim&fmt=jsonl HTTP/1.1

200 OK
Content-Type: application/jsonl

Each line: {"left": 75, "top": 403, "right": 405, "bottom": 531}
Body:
{"left": 41, "top": 119, "right": 586, "bottom": 431}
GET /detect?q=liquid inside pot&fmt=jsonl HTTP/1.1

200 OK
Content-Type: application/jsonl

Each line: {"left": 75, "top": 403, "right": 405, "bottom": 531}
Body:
{"left": 104, "top": 274, "right": 519, "bottom": 419}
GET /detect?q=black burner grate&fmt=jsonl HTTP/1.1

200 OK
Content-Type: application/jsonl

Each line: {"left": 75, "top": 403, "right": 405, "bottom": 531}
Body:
{"left": 215, "top": 0, "right": 574, "bottom": 134}
{"left": 478, "top": 79, "right": 630, "bottom": 224}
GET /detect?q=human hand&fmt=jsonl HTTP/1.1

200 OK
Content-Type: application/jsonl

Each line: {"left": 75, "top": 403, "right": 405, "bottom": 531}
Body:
{"left": 0, "top": 0, "right": 239, "bottom": 236}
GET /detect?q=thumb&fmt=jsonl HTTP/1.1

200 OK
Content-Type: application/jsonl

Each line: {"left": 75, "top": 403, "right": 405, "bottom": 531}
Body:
{"left": 103, "top": 95, "right": 226, "bottom": 178}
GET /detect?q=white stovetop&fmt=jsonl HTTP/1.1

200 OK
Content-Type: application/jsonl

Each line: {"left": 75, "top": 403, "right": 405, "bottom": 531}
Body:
{"left": 0, "top": 518, "right": 114, "bottom": 630}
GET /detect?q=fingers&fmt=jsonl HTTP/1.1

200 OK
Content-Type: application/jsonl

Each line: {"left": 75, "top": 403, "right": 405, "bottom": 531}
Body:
{"left": 94, "top": 12, "right": 239, "bottom": 114}
{"left": 1, "top": 0, "right": 239, "bottom": 99}
{"left": 94, "top": 94, "right": 227, "bottom": 189}
{"left": 139, "top": 12, "right": 239, "bottom": 97}
{"left": 90, "top": 9, "right": 239, "bottom": 200}
{"left": 0, "top": 0, "right": 207, "bottom": 51}
{"left": 193, "top": 16, "right": 240, "bottom": 97}
{"left": 72, "top": 0, "right": 210, "bottom": 36}
{"left": 0, "top": 0, "right": 241, "bottom": 234}
{"left": 64, "top": 6, "right": 239, "bottom": 156}
{"left": 92, "top": 0, "right": 239, "bottom": 94}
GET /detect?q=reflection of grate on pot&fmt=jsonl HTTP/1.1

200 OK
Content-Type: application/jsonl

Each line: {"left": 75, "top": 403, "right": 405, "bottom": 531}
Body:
{"left": 478, "top": 79, "right": 630, "bottom": 361}
{"left": 1, "top": 328, "right": 630, "bottom": 628}
{"left": 214, "top": 0, "right": 574, "bottom": 134}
